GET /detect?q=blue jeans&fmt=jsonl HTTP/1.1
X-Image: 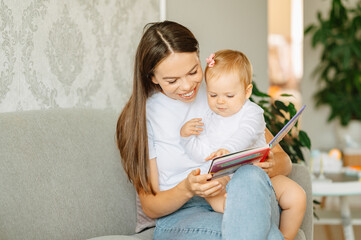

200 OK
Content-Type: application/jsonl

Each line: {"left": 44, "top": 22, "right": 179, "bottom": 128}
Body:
{"left": 153, "top": 165, "right": 284, "bottom": 240}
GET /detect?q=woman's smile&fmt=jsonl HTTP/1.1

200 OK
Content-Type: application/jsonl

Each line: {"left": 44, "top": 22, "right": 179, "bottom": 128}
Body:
{"left": 179, "top": 88, "right": 196, "bottom": 99}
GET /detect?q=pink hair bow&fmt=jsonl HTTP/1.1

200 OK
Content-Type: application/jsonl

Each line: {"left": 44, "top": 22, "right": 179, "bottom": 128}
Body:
{"left": 206, "top": 53, "right": 215, "bottom": 67}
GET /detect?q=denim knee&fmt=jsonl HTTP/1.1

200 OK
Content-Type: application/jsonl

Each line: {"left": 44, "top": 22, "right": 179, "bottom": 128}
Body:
{"left": 226, "top": 164, "right": 273, "bottom": 192}
{"left": 222, "top": 165, "right": 282, "bottom": 239}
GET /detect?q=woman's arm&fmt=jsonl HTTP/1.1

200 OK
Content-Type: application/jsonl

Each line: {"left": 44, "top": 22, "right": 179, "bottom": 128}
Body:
{"left": 139, "top": 158, "right": 192, "bottom": 218}
{"left": 253, "top": 128, "right": 292, "bottom": 178}
{"left": 139, "top": 158, "right": 228, "bottom": 219}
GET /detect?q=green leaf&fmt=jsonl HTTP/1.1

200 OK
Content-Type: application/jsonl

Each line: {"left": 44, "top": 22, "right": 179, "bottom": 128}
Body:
{"left": 340, "top": 111, "right": 352, "bottom": 126}
{"left": 299, "top": 130, "right": 311, "bottom": 149}
{"left": 351, "top": 43, "right": 361, "bottom": 60}
{"left": 343, "top": 46, "right": 351, "bottom": 69}
{"left": 294, "top": 146, "right": 305, "bottom": 162}
{"left": 330, "top": 45, "right": 345, "bottom": 60}
{"left": 252, "top": 90, "right": 269, "bottom": 98}
{"left": 258, "top": 100, "right": 270, "bottom": 105}
{"left": 252, "top": 82, "right": 270, "bottom": 98}
{"left": 304, "top": 24, "right": 316, "bottom": 35}
{"left": 287, "top": 103, "right": 297, "bottom": 117}
{"left": 274, "top": 100, "right": 288, "bottom": 112}
{"left": 273, "top": 108, "right": 286, "bottom": 119}
{"left": 312, "top": 30, "right": 322, "bottom": 47}
{"left": 280, "top": 93, "right": 293, "bottom": 97}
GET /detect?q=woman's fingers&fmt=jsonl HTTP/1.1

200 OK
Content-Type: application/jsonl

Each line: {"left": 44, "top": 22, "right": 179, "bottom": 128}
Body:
{"left": 202, "top": 184, "right": 224, "bottom": 197}
{"left": 254, "top": 151, "right": 274, "bottom": 170}
{"left": 190, "top": 173, "right": 212, "bottom": 183}
{"left": 253, "top": 157, "right": 275, "bottom": 177}
{"left": 253, "top": 161, "right": 273, "bottom": 169}
{"left": 196, "top": 181, "right": 223, "bottom": 197}
{"left": 217, "top": 175, "right": 230, "bottom": 187}
{"left": 187, "top": 171, "right": 224, "bottom": 197}
{"left": 186, "top": 169, "right": 203, "bottom": 194}
{"left": 199, "top": 180, "right": 219, "bottom": 191}
{"left": 201, "top": 177, "right": 229, "bottom": 197}
{"left": 189, "top": 168, "right": 201, "bottom": 177}
{"left": 187, "top": 169, "right": 202, "bottom": 183}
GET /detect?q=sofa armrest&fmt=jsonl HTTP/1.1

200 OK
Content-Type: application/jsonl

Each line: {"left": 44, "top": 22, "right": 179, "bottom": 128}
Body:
{"left": 288, "top": 164, "right": 313, "bottom": 240}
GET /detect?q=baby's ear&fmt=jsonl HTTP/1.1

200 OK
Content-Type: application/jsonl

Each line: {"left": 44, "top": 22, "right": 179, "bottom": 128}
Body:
{"left": 245, "top": 84, "right": 253, "bottom": 99}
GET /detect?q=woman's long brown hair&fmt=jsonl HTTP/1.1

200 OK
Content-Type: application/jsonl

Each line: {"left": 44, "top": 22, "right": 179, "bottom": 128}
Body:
{"left": 116, "top": 21, "right": 199, "bottom": 195}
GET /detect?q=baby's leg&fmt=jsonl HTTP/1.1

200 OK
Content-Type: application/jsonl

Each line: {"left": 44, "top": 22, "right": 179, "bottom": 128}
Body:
{"left": 271, "top": 175, "right": 306, "bottom": 240}
{"left": 205, "top": 188, "right": 227, "bottom": 213}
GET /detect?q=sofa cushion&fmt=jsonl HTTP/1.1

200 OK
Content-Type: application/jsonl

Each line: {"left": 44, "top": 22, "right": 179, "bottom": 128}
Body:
{"left": 0, "top": 109, "right": 137, "bottom": 240}
{"left": 88, "top": 228, "right": 154, "bottom": 240}
{"left": 135, "top": 193, "right": 155, "bottom": 233}
{"left": 0, "top": 108, "right": 312, "bottom": 240}
{"left": 288, "top": 164, "right": 313, "bottom": 240}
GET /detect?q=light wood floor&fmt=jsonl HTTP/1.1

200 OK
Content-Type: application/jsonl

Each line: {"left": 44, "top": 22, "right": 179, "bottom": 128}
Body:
{"left": 314, "top": 225, "right": 361, "bottom": 240}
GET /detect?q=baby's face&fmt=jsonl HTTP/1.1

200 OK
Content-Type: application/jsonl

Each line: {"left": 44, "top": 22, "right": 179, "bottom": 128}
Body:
{"left": 206, "top": 72, "right": 252, "bottom": 117}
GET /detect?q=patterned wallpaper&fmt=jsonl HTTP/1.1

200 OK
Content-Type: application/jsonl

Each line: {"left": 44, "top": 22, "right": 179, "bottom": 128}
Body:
{"left": 0, "top": 0, "right": 159, "bottom": 112}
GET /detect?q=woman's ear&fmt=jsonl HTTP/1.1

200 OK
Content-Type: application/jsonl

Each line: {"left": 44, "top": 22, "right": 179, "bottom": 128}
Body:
{"left": 151, "top": 76, "right": 159, "bottom": 85}
{"left": 245, "top": 84, "right": 253, "bottom": 99}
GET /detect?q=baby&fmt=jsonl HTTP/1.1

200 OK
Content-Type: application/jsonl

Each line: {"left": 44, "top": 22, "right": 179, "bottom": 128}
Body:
{"left": 180, "top": 50, "right": 306, "bottom": 240}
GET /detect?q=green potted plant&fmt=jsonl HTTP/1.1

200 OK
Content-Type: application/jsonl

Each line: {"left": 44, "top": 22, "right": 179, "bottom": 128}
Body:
{"left": 251, "top": 83, "right": 311, "bottom": 163}
{"left": 304, "top": 0, "right": 361, "bottom": 147}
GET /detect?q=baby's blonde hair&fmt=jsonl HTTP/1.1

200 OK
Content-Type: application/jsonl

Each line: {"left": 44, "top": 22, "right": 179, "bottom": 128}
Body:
{"left": 205, "top": 49, "right": 253, "bottom": 88}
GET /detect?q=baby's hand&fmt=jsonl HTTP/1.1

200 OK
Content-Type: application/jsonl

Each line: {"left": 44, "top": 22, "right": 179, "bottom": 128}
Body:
{"left": 180, "top": 118, "right": 204, "bottom": 137}
{"left": 205, "top": 149, "right": 230, "bottom": 161}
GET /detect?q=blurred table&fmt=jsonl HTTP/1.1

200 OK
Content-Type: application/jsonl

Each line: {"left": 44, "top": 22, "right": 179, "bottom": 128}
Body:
{"left": 312, "top": 173, "right": 361, "bottom": 240}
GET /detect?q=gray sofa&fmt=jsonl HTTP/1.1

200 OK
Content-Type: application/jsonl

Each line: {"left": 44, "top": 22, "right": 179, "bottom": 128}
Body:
{"left": 0, "top": 108, "right": 313, "bottom": 240}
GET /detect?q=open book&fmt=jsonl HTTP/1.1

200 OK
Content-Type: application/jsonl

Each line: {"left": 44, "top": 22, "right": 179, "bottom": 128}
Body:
{"left": 208, "top": 105, "right": 306, "bottom": 179}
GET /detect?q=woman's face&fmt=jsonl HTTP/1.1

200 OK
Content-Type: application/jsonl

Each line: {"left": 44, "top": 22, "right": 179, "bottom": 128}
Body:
{"left": 152, "top": 52, "right": 203, "bottom": 103}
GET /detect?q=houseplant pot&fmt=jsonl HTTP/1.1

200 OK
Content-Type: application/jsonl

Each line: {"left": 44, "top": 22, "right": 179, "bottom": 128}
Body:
{"left": 334, "top": 119, "right": 361, "bottom": 149}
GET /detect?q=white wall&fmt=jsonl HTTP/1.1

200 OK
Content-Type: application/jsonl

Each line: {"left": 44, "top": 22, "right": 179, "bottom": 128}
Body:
{"left": 166, "top": 0, "right": 269, "bottom": 91}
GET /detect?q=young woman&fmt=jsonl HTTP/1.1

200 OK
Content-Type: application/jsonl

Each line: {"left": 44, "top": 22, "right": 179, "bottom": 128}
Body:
{"left": 116, "top": 20, "right": 292, "bottom": 239}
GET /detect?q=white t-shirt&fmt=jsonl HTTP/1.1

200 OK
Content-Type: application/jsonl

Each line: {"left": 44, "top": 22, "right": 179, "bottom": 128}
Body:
{"left": 146, "top": 84, "right": 209, "bottom": 191}
{"left": 181, "top": 100, "right": 267, "bottom": 173}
